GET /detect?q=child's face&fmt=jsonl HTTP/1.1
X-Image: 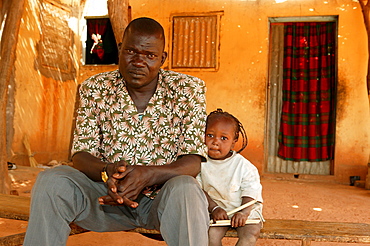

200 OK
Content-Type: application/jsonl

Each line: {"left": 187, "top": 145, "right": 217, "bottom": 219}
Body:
{"left": 205, "top": 118, "right": 237, "bottom": 160}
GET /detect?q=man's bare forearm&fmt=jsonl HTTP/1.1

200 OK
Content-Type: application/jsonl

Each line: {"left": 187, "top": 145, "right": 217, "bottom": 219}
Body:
{"left": 72, "top": 151, "right": 107, "bottom": 181}
{"left": 147, "top": 154, "right": 202, "bottom": 185}
{"left": 72, "top": 152, "right": 201, "bottom": 184}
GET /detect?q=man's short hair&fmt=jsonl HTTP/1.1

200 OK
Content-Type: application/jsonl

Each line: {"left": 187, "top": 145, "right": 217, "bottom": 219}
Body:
{"left": 124, "top": 17, "right": 165, "bottom": 45}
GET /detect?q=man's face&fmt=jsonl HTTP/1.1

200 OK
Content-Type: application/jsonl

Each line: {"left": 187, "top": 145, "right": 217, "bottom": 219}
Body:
{"left": 119, "top": 30, "right": 167, "bottom": 90}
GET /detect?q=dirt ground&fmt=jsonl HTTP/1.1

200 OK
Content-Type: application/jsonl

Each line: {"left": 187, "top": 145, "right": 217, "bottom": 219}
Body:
{"left": 2, "top": 166, "right": 370, "bottom": 245}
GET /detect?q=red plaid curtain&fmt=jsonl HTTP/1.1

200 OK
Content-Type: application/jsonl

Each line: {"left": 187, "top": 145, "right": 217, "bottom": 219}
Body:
{"left": 277, "top": 22, "right": 336, "bottom": 161}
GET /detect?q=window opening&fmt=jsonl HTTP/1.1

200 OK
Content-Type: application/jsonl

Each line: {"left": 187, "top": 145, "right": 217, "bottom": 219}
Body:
{"left": 85, "top": 18, "right": 118, "bottom": 65}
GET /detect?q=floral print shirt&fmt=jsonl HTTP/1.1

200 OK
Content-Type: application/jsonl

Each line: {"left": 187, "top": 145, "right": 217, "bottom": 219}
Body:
{"left": 71, "top": 69, "right": 207, "bottom": 198}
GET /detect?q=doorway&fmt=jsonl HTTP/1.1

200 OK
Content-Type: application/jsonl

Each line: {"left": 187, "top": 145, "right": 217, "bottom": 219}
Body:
{"left": 265, "top": 16, "right": 338, "bottom": 175}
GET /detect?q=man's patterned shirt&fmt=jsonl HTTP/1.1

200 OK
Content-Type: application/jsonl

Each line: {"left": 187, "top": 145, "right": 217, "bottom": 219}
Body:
{"left": 71, "top": 69, "right": 207, "bottom": 197}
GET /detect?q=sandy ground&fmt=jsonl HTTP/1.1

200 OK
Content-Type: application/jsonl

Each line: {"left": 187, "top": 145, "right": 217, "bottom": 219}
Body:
{"left": 1, "top": 166, "right": 370, "bottom": 245}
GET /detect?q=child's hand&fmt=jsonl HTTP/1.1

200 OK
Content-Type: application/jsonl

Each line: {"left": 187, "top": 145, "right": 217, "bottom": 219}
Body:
{"left": 230, "top": 211, "right": 248, "bottom": 227}
{"left": 211, "top": 207, "right": 228, "bottom": 223}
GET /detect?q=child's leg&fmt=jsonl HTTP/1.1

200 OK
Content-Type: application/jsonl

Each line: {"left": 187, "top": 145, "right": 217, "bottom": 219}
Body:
{"left": 235, "top": 223, "right": 262, "bottom": 246}
{"left": 208, "top": 226, "right": 229, "bottom": 246}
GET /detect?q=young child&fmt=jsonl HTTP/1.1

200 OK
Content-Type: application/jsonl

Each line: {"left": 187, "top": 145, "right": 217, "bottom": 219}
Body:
{"left": 197, "top": 109, "right": 264, "bottom": 246}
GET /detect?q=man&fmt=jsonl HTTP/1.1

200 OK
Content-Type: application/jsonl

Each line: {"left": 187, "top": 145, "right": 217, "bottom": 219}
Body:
{"left": 24, "top": 17, "right": 209, "bottom": 246}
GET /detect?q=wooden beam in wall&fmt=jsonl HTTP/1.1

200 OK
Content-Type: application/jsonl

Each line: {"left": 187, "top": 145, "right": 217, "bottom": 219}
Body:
{"left": 0, "top": 0, "right": 26, "bottom": 194}
{"left": 359, "top": 0, "right": 370, "bottom": 95}
{"left": 107, "top": 0, "right": 130, "bottom": 45}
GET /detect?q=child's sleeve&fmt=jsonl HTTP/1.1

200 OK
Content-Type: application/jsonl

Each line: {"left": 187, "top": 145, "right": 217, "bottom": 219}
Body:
{"left": 240, "top": 164, "right": 263, "bottom": 201}
{"left": 196, "top": 172, "right": 203, "bottom": 188}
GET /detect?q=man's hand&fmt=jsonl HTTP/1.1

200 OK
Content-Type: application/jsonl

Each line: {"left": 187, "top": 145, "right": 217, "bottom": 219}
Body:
{"left": 72, "top": 152, "right": 155, "bottom": 208}
{"left": 98, "top": 154, "right": 201, "bottom": 207}
{"left": 98, "top": 162, "right": 154, "bottom": 207}
{"left": 114, "top": 165, "right": 154, "bottom": 199}
{"left": 98, "top": 161, "right": 137, "bottom": 208}
{"left": 98, "top": 194, "right": 138, "bottom": 207}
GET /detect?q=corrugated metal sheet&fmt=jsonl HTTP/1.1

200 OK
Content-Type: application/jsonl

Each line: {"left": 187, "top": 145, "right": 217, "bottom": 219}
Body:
{"left": 171, "top": 15, "right": 217, "bottom": 68}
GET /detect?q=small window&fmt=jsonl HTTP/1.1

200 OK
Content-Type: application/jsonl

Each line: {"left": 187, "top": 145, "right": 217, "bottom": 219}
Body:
{"left": 85, "top": 18, "right": 118, "bottom": 65}
{"left": 170, "top": 13, "right": 222, "bottom": 70}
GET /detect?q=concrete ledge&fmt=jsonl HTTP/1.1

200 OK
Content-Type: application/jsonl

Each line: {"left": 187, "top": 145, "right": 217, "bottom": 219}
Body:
{"left": 1, "top": 194, "right": 370, "bottom": 246}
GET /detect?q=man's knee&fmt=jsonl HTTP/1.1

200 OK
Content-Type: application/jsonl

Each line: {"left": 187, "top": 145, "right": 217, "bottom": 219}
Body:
{"left": 33, "top": 165, "right": 80, "bottom": 196}
{"left": 38, "top": 165, "right": 75, "bottom": 180}
{"left": 164, "top": 175, "right": 200, "bottom": 192}
{"left": 159, "top": 175, "right": 206, "bottom": 207}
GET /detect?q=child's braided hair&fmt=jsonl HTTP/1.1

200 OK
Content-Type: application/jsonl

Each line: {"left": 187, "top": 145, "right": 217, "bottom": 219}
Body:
{"left": 206, "top": 108, "right": 248, "bottom": 153}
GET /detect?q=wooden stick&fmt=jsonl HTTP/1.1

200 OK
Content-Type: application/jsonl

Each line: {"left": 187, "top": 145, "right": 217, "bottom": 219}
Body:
{"left": 209, "top": 200, "right": 258, "bottom": 226}
{"left": 210, "top": 219, "right": 260, "bottom": 227}
{"left": 226, "top": 199, "right": 257, "bottom": 216}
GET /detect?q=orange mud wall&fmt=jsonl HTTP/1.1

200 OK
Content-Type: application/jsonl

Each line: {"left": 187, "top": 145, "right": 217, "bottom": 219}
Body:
{"left": 9, "top": 0, "right": 81, "bottom": 166}
{"left": 9, "top": 0, "right": 369, "bottom": 184}
{"left": 129, "top": 0, "right": 370, "bottom": 183}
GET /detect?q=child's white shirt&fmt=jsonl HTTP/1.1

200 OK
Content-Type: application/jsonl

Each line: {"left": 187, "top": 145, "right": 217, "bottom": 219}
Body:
{"left": 196, "top": 151, "right": 263, "bottom": 213}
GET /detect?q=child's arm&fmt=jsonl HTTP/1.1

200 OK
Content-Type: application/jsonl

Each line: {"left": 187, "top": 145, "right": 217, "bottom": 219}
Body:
{"left": 230, "top": 196, "right": 255, "bottom": 227}
{"left": 203, "top": 190, "right": 228, "bottom": 223}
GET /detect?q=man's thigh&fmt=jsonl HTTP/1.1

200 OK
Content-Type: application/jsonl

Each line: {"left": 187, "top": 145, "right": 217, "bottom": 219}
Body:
{"left": 146, "top": 175, "right": 208, "bottom": 230}
{"left": 46, "top": 166, "right": 153, "bottom": 232}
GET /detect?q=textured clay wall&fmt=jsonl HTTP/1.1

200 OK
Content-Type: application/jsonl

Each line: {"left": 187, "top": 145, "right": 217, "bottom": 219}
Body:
{"left": 10, "top": 0, "right": 79, "bottom": 166}
{"left": 129, "top": 0, "right": 370, "bottom": 183}
{"left": 10, "top": 0, "right": 369, "bottom": 183}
